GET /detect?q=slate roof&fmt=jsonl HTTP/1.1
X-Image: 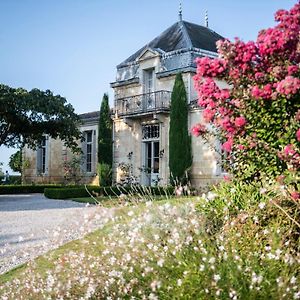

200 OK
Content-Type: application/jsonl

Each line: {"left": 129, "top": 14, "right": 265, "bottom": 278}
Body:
{"left": 119, "top": 20, "right": 223, "bottom": 67}
{"left": 79, "top": 111, "right": 100, "bottom": 120}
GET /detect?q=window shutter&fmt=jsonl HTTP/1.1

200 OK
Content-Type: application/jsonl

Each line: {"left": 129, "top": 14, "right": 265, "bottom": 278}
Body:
{"left": 45, "top": 136, "right": 49, "bottom": 175}
{"left": 92, "top": 130, "right": 97, "bottom": 173}
{"left": 36, "top": 147, "right": 42, "bottom": 174}
{"left": 81, "top": 134, "right": 87, "bottom": 173}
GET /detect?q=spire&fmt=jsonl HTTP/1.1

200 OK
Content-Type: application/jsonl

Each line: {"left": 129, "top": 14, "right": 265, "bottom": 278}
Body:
{"left": 205, "top": 10, "right": 209, "bottom": 27}
{"left": 179, "top": 2, "right": 183, "bottom": 21}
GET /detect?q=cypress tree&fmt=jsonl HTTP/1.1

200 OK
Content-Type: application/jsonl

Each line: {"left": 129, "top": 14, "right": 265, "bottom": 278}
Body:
{"left": 98, "top": 93, "right": 112, "bottom": 166}
{"left": 169, "top": 73, "right": 192, "bottom": 185}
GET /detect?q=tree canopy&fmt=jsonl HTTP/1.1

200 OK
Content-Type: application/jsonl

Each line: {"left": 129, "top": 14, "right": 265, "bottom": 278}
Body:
{"left": 0, "top": 84, "right": 82, "bottom": 150}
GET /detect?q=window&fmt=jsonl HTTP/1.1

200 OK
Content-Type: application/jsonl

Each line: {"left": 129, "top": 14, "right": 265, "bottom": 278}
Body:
{"left": 82, "top": 130, "right": 96, "bottom": 173}
{"left": 85, "top": 131, "right": 93, "bottom": 172}
{"left": 37, "top": 136, "right": 48, "bottom": 174}
{"left": 142, "top": 124, "right": 160, "bottom": 140}
{"left": 144, "top": 69, "right": 154, "bottom": 94}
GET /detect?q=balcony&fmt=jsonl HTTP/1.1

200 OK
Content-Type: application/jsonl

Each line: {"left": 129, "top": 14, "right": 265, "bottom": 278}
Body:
{"left": 114, "top": 90, "right": 172, "bottom": 117}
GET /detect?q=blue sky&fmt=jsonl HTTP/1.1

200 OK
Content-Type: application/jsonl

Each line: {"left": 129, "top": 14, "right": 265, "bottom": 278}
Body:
{"left": 0, "top": 0, "right": 296, "bottom": 173}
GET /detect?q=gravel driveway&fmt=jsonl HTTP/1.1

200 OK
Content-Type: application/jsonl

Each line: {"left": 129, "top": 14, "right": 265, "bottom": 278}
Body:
{"left": 0, "top": 194, "right": 114, "bottom": 274}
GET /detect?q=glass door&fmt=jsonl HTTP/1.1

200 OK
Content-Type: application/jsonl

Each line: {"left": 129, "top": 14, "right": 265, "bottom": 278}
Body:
{"left": 144, "top": 141, "right": 160, "bottom": 186}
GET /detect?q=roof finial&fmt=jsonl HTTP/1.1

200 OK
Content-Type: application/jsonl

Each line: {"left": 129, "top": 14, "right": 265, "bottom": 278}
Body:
{"left": 205, "top": 10, "right": 209, "bottom": 27}
{"left": 179, "top": 2, "right": 183, "bottom": 21}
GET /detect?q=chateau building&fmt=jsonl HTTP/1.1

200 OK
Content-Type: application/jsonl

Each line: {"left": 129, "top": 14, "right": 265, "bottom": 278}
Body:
{"left": 111, "top": 14, "right": 226, "bottom": 186}
{"left": 23, "top": 13, "right": 226, "bottom": 187}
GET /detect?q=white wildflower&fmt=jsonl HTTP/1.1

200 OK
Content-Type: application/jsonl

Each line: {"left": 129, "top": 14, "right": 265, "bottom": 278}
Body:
{"left": 213, "top": 274, "right": 221, "bottom": 282}
{"left": 157, "top": 259, "right": 164, "bottom": 267}
{"left": 177, "top": 279, "right": 182, "bottom": 286}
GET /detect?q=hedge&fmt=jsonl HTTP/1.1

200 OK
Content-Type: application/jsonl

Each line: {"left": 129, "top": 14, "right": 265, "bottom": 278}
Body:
{"left": 44, "top": 185, "right": 175, "bottom": 199}
{"left": 0, "top": 184, "right": 91, "bottom": 194}
{"left": 0, "top": 184, "right": 65, "bottom": 194}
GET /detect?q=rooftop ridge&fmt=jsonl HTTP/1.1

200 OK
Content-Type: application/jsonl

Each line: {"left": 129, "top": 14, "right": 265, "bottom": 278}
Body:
{"left": 180, "top": 20, "right": 193, "bottom": 49}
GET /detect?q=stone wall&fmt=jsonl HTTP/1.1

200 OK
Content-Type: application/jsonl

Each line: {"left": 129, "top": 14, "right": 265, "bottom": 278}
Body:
{"left": 22, "top": 122, "right": 99, "bottom": 185}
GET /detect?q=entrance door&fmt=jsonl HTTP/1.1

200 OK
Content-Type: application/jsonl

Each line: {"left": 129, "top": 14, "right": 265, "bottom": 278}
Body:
{"left": 144, "top": 141, "right": 159, "bottom": 186}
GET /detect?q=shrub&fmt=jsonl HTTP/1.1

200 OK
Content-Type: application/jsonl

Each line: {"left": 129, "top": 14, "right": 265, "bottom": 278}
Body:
{"left": 192, "top": 3, "right": 300, "bottom": 181}
{"left": 98, "top": 163, "right": 112, "bottom": 186}
{"left": 0, "top": 184, "right": 63, "bottom": 194}
{"left": 44, "top": 185, "right": 175, "bottom": 199}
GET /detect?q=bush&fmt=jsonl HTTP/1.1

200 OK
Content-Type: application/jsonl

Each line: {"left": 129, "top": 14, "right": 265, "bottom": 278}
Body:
{"left": 192, "top": 3, "right": 300, "bottom": 181}
{"left": 0, "top": 184, "right": 64, "bottom": 194}
{"left": 44, "top": 185, "right": 175, "bottom": 199}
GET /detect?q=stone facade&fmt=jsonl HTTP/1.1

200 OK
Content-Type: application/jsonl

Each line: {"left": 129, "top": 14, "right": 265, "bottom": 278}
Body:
{"left": 22, "top": 112, "right": 100, "bottom": 185}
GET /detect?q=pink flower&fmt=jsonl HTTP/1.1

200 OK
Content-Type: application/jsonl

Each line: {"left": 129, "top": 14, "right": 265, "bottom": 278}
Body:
{"left": 290, "top": 191, "right": 300, "bottom": 200}
{"left": 223, "top": 175, "right": 231, "bottom": 182}
{"left": 191, "top": 124, "right": 207, "bottom": 137}
{"left": 254, "top": 72, "right": 264, "bottom": 81}
{"left": 296, "top": 129, "right": 300, "bottom": 142}
{"left": 276, "top": 76, "right": 300, "bottom": 97}
{"left": 222, "top": 138, "right": 233, "bottom": 153}
{"left": 287, "top": 65, "right": 298, "bottom": 75}
{"left": 235, "top": 116, "right": 246, "bottom": 127}
{"left": 284, "top": 144, "right": 296, "bottom": 156}
{"left": 203, "top": 108, "right": 215, "bottom": 122}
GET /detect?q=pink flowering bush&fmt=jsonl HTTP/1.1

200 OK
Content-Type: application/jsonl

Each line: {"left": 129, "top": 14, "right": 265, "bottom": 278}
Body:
{"left": 192, "top": 3, "right": 300, "bottom": 181}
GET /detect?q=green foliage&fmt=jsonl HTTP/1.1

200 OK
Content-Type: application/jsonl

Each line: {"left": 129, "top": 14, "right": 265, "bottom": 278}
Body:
{"left": 98, "top": 93, "right": 112, "bottom": 167}
{"left": 98, "top": 163, "right": 112, "bottom": 186}
{"left": 169, "top": 73, "right": 192, "bottom": 185}
{"left": 0, "top": 184, "right": 64, "bottom": 194}
{"left": 8, "top": 150, "right": 22, "bottom": 173}
{"left": 44, "top": 185, "right": 175, "bottom": 199}
{"left": 63, "top": 155, "right": 83, "bottom": 184}
{"left": 0, "top": 84, "right": 82, "bottom": 150}
{"left": 232, "top": 95, "right": 300, "bottom": 181}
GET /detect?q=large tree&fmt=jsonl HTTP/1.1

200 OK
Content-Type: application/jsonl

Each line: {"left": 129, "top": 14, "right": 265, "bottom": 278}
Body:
{"left": 98, "top": 93, "right": 112, "bottom": 166}
{"left": 0, "top": 84, "right": 82, "bottom": 150}
{"left": 169, "top": 73, "right": 192, "bottom": 185}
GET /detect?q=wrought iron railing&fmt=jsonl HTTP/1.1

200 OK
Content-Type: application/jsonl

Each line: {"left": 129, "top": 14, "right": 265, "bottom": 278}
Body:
{"left": 115, "top": 90, "right": 172, "bottom": 116}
